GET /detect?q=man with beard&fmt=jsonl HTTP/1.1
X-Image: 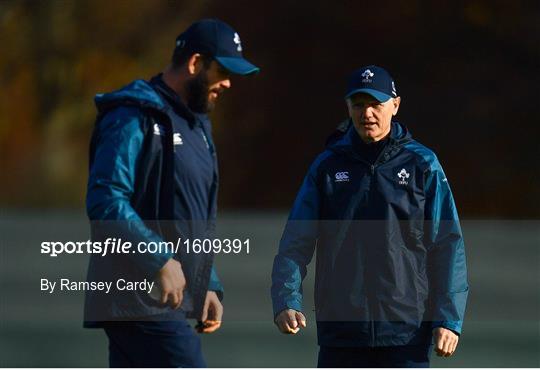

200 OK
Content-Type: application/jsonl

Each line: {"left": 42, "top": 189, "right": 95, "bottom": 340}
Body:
{"left": 84, "top": 19, "right": 259, "bottom": 367}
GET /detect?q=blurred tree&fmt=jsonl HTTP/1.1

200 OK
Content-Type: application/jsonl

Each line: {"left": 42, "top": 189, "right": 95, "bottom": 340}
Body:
{"left": 0, "top": 0, "right": 538, "bottom": 217}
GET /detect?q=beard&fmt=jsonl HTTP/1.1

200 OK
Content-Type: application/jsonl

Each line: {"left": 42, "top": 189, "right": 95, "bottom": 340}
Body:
{"left": 186, "top": 70, "right": 214, "bottom": 113}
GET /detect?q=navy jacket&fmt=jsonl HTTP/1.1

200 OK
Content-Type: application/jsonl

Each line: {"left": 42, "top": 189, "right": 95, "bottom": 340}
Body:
{"left": 271, "top": 121, "right": 468, "bottom": 347}
{"left": 84, "top": 78, "right": 223, "bottom": 326}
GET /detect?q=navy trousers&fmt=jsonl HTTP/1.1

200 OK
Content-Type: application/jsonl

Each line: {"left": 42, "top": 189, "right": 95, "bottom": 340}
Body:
{"left": 103, "top": 320, "right": 206, "bottom": 367}
{"left": 318, "top": 344, "right": 433, "bottom": 368}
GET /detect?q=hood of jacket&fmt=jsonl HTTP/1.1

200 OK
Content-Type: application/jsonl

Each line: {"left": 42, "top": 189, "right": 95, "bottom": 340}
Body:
{"left": 94, "top": 79, "right": 168, "bottom": 115}
{"left": 94, "top": 77, "right": 207, "bottom": 127}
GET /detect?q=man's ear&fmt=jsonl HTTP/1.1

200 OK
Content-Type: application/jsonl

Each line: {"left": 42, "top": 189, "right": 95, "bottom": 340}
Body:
{"left": 392, "top": 96, "right": 401, "bottom": 116}
{"left": 187, "top": 53, "right": 205, "bottom": 75}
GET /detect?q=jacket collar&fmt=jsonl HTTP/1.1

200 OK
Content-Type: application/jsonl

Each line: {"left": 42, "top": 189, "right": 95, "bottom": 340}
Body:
{"left": 329, "top": 120, "right": 413, "bottom": 163}
{"left": 149, "top": 74, "right": 201, "bottom": 128}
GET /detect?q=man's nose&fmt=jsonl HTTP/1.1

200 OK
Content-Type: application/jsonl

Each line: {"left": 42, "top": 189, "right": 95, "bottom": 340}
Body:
{"left": 220, "top": 79, "right": 231, "bottom": 89}
{"left": 361, "top": 106, "right": 373, "bottom": 119}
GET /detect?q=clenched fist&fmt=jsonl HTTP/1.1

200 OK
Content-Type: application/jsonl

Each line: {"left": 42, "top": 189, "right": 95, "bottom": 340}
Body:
{"left": 433, "top": 327, "right": 459, "bottom": 357}
{"left": 156, "top": 258, "right": 186, "bottom": 309}
{"left": 274, "top": 309, "right": 306, "bottom": 334}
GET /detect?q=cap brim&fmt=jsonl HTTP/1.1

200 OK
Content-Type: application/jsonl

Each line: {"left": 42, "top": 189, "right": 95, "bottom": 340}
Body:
{"left": 215, "top": 56, "right": 260, "bottom": 75}
{"left": 345, "top": 88, "right": 393, "bottom": 102}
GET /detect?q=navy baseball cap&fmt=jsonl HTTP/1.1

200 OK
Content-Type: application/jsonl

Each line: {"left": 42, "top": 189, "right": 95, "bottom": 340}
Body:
{"left": 345, "top": 65, "right": 397, "bottom": 102}
{"left": 175, "top": 19, "right": 259, "bottom": 75}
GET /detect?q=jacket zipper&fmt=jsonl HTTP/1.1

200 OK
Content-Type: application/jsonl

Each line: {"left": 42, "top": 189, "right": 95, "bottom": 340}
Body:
{"left": 366, "top": 145, "right": 393, "bottom": 346}
{"left": 367, "top": 165, "right": 375, "bottom": 346}
{"left": 346, "top": 142, "right": 396, "bottom": 346}
{"left": 356, "top": 159, "right": 377, "bottom": 346}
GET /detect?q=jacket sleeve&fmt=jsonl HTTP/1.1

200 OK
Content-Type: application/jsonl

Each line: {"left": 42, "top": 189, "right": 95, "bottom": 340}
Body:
{"left": 424, "top": 158, "right": 469, "bottom": 334}
{"left": 86, "top": 107, "right": 173, "bottom": 279}
{"left": 208, "top": 265, "right": 224, "bottom": 300}
{"left": 203, "top": 124, "right": 223, "bottom": 300}
{"left": 271, "top": 159, "right": 321, "bottom": 317}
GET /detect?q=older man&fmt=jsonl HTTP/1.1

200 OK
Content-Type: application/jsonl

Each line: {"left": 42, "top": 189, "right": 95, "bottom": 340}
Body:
{"left": 85, "top": 19, "right": 259, "bottom": 367}
{"left": 271, "top": 65, "right": 468, "bottom": 367}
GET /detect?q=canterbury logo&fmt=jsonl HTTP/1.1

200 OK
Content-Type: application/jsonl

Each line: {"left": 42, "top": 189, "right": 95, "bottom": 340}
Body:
{"left": 173, "top": 133, "right": 183, "bottom": 145}
{"left": 335, "top": 171, "right": 350, "bottom": 182}
{"left": 153, "top": 123, "right": 163, "bottom": 136}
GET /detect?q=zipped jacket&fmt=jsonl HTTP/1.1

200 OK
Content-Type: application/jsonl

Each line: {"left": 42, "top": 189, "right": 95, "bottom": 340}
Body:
{"left": 271, "top": 121, "right": 468, "bottom": 347}
{"left": 84, "top": 78, "right": 223, "bottom": 326}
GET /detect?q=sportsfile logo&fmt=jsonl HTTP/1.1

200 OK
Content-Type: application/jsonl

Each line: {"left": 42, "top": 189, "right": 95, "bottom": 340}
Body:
{"left": 335, "top": 171, "right": 350, "bottom": 182}
{"left": 397, "top": 168, "right": 410, "bottom": 185}
{"left": 361, "top": 69, "right": 374, "bottom": 83}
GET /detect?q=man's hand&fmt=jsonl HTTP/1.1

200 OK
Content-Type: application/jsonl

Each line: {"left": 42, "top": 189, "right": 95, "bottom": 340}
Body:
{"left": 274, "top": 309, "right": 306, "bottom": 334}
{"left": 433, "top": 327, "right": 459, "bottom": 357}
{"left": 156, "top": 258, "right": 186, "bottom": 309}
{"left": 197, "top": 291, "right": 223, "bottom": 333}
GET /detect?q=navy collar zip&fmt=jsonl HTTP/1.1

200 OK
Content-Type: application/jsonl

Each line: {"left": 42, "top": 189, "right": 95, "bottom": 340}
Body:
{"left": 150, "top": 74, "right": 216, "bottom": 156}
{"left": 149, "top": 74, "right": 198, "bottom": 128}
{"left": 330, "top": 120, "right": 412, "bottom": 173}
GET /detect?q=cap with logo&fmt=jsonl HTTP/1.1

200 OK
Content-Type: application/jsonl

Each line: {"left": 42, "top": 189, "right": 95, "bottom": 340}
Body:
{"left": 345, "top": 65, "right": 397, "bottom": 102}
{"left": 175, "top": 18, "right": 259, "bottom": 75}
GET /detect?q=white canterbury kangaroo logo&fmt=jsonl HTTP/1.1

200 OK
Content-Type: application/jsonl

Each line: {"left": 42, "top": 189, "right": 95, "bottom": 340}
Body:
{"left": 173, "top": 133, "right": 183, "bottom": 145}
{"left": 153, "top": 123, "right": 163, "bottom": 136}
{"left": 335, "top": 171, "right": 349, "bottom": 182}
